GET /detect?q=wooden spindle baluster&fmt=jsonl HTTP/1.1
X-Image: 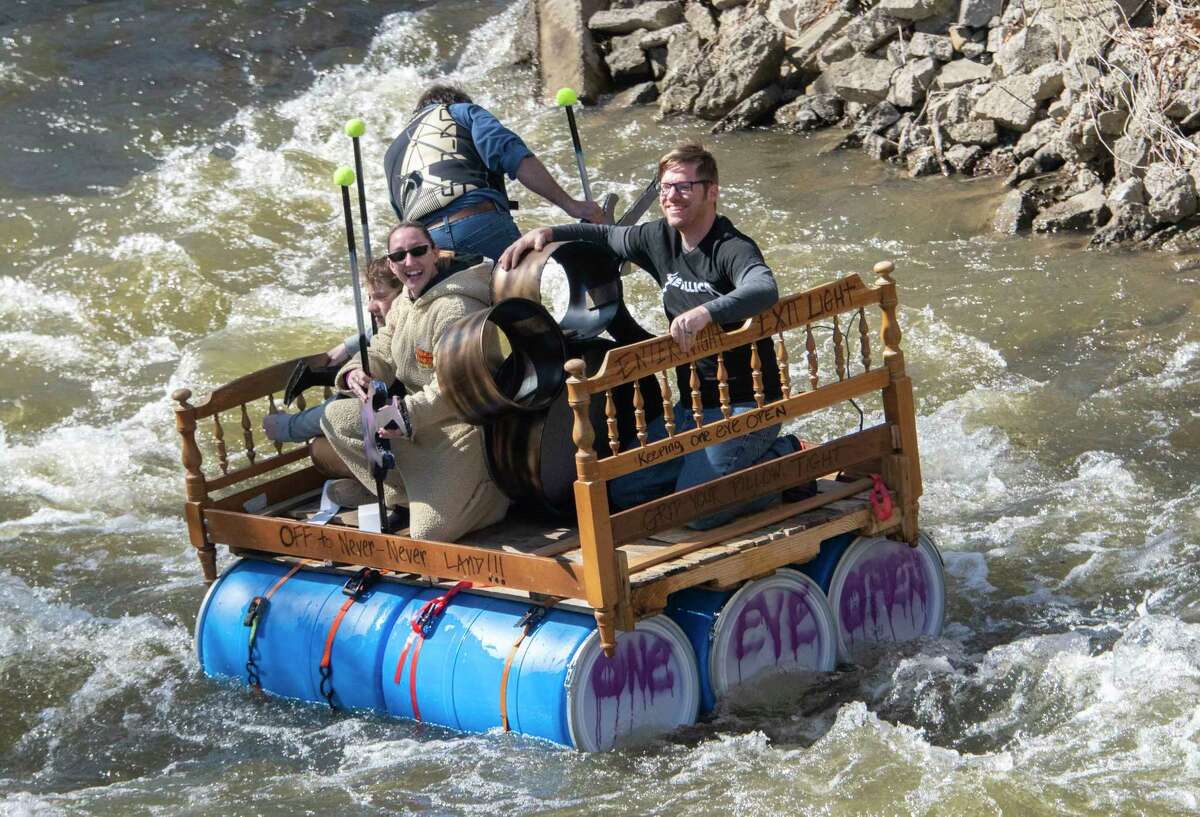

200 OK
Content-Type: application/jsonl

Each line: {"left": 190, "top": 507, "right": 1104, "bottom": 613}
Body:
{"left": 296, "top": 391, "right": 308, "bottom": 412}
{"left": 690, "top": 363, "right": 704, "bottom": 428}
{"left": 213, "top": 412, "right": 229, "bottom": 475}
{"left": 172, "top": 389, "right": 206, "bottom": 503}
{"left": 605, "top": 389, "right": 620, "bottom": 455}
{"left": 267, "top": 394, "right": 283, "bottom": 454}
{"left": 776, "top": 333, "right": 792, "bottom": 399}
{"left": 833, "top": 315, "right": 846, "bottom": 381}
{"left": 717, "top": 352, "right": 731, "bottom": 419}
{"left": 659, "top": 371, "right": 675, "bottom": 437}
{"left": 240, "top": 403, "right": 256, "bottom": 465}
{"left": 858, "top": 307, "right": 872, "bottom": 372}
{"left": 805, "top": 324, "right": 819, "bottom": 390}
{"left": 632, "top": 380, "right": 647, "bottom": 447}
{"left": 750, "top": 342, "right": 765, "bottom": 408}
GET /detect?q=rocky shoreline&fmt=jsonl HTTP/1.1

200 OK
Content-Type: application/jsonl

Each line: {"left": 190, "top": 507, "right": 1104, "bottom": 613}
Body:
{"left": 521, "top": 0, "right": 1200, "bottom": 252}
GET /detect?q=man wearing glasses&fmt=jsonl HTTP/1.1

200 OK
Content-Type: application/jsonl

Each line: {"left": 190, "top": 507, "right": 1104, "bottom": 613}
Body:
{"left": 385, "top": 84, "right": 607, "bottom": 262}
{"left": 498, "top": 142, "right": 801, "bottom": 527}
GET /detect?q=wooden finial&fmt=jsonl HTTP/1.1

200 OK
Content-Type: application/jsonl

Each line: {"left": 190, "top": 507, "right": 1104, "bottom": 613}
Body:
{"left": 874, "top": 260, "right": 895, "bottom": 285}
{"left": 565, "top": 358, "right": 587, "bottom": 380}
{"left": 172, "top": 388, "right": 192, "bottom": 408}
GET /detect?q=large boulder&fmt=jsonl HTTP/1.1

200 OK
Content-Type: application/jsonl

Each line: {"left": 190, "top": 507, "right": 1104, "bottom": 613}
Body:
{"left": 775, "top": 93, "right": 844, "bottom": 130}
{"left": 993, "top": 187, "right": 1037, "bottom": 233}
{"left": 766, "top": 0, "right": 830, "bottom": 37}
{"left": 1032, "top": 186, "right": 1109, "bottom": 232}
{"left": 1088, "top": 203, "right": 1159, "bottom": 249}
{"left": 945, "top": 143, "right": 984, "bottom": 173}
{"left": 781, "top": 9, "right": 854, "bottom": 77}
{"left": 657, "top": 30, "right": 709, "bottom": 116}
{"left": 958, "top": 0, "right": 1002, "bottom": 27}
{"left": 888, "top": 57, "right": 938, "bottom": 108}
{"left": 538, "top": 0, "right": 610, "bottom": 102}
{"left": 936, "top": 59, "right": 992, "bottom": 90}
{"left": 589, "top": 1, "right": 683, "bottom": 33}
{"left": 908, "top": 32, "right": 954, "bottom": 62}
{"left": 608, "top": 80, "right": 660, "bottom": 107}
{"left": 711, "top": 86, "right": 784, "bottom": 132}
{"left": 1107, "top": 178, "right": 1145, "bottom": 208}
{"left": 1111, "top": 134, "right": 1151, "bottom": 182}
{"left": 880, "top": 0, "right": 956, "bottom": 22}
{"left": 994, "top": 23, "right": 1063, "bottom": 78}
{"left": 1014, "top": 118, "right": 1059, "bottom": 159}
{"left": 844, "top": 7, "right": 902, "bottom": 54}
{"left": 692, "top": 14, "right": 785, "bottom": 119}
{"left": 683, "top": 1, "right": 718, "bottom": 42}
{"left": 829, "top": 54, "right": 896, "bottom": 105}
{"left": 1144, "top": 162, "right": 1199, "bottom": 223}
{"left": 972, "top": 73, "right": 1042, "bottom": 131}
{"left": 639, "top": 22, "right": 686, "bottom": 47}
{"left": 946, "top": 118, "right": 999, "bottom": 146}
{"left": 907, "top": 145, "right": 942, "bottom": 176}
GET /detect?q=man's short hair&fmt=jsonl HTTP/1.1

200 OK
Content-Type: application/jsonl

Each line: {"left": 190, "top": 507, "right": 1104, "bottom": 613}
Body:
{"left": 364, "top": 256, "right": 400, "bottom": 291}
{"left": 658, "top": 142, "right": 718, "bottom": 185}
{"left": 415, "top": 84, "right": 472, "bottom": 112}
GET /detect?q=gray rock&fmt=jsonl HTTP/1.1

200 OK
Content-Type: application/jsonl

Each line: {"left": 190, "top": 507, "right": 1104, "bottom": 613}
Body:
{"left": 609, "top": 80, "right": 660, "bottom": 106}
{"left": 692, "top": 15, "right": 785, "bottom": 119}
{"left": 658, "top": 82, "right": 701, "bottom": 116}
{"left": 1095, "top": 109, "right": 1129, "bottom": 137}
{"left": 986, "top": 26, "right": 1004, "bottom": 53}
{"left": 994, "top": 23, "right": 1062, "bottom": 78}
{"left": 887, "top": 57, "right": 938, "bottom": 108}
{"left": 589, "top": 1, "right": 683, "bottom": 33}
{"left": 829, "top": 54, "right": 896, "bottom": 105}
{"left": 1088, "top": 203, "right": 1159, "bottom": 249}
{"left": 810, "top": 93, "right": 845, "bottom": 124}
{"left": 993, "top": 187, "right": 1037, "bottom": 233}
{"left": 782, "top": 10, "right": 854, "bottom": 76}
{"left": 864, "top": 133, "right": 899, "bottom": 160}
{"left": 683, "top": 1, "right": 718, "bottom": 42}
{"left": 1165, "top": 89, "right": 1200, "bottom": 121}
{"left": 606, "top": 45, "right": 651, "bottom": 81}
{"left": 945, "top": 142, "right": 984, "bottom": 173}
{"left": 539, "top": 0, "right": 610, "bottom": 103}
{"left": 1014, "top": 118, "right": 1059, "bottom": 159}
{"left": 946, "top": 119, "right": 998, "bottom": 146}
{"left": 908, "top": 145, "right": 941, "bottom": 176}
{"left": 774, "top": 93, "right": 844, "bottom": 131}
{"left": 1046, "top": 91, "right": 1073, "bottom": 120}
{"left": 819, "top": 35, "right": 856, "bottom": 67}
{"left": 1144, "top": 162, "right": 1198, "bottom": 223}
{"left": 1005, "top": 156, "right": 1038, "bottom": 186}
{"left": 1107, "top": 178, "right": 1145, "bottom": 208}
{"left": 713, "top": 0, "right": 748, "bottom": 8}
{"left": 972, "top": 74, "right": 1041, "bottom": 131}
{"left": 844, "top": 7, "right": 901, "bottom": 54}
{"left": 908, "top": 32, "right": 954, "bottom": 62}
{"left": 711, "top": 86, "right": 784, "bottom": 132}
{"left": 639, "top": 22, "right": 686, "bottom": 48}
{"left": 1063, "top": 62, "right": 1101, "bottom": 93}
{"left": 958, "top": 0, "right": 1002, "bottom": 28}
{"left": 880, "top": 0, "right": 955, "bottom": 22}
{"left": 1028, "top": 62, "right": 1065, "bottom": 101}
{"left": 961, "top": 42, "right": 985, "bottom": 59}
{"left": 928, "top": 84, "right": 976, "bottom": 125}
{"left": 1032, "top": 186, "right": 1109, "bottom": 232}
{"left": 1111, "top": 134, "right": 1151, "bottom": 181}
{"left": 936, "top": 59, "right": 992, "bottom": 89}
{"left": 612, "top": 28, "right": 649, "bottom": 51}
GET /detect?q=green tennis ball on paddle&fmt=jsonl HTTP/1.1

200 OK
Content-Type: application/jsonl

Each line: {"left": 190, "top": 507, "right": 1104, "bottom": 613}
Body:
{"left": 555, "top": 87, "right": 578, "bottom": 107}
{"left": 344, "top": 118, "right": 366, "bottom": 138}
{"left": 333, "top": 166, "right": 356, "bottom": 187}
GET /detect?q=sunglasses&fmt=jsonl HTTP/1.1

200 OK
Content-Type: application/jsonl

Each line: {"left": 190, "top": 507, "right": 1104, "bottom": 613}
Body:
{"left": 386, "top": 243, "right": 431, "bottom": 263}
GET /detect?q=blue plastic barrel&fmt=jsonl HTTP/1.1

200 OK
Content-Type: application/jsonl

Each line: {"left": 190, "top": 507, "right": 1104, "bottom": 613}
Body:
{"left": 799, "top": 531, "right": 945, "bottom": 660}
{"left": 195, "top": 559, "right": 700, "bottom": 751}
{"left": 666, "top": 569, "right": 838, "bottom": 712}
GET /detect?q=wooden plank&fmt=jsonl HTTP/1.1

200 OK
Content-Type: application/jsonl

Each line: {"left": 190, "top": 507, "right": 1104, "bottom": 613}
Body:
{"left": 205, "top": 445, "right": 311, "bottom": 491}
{"left": 627, "top": 478, "right": 873, "bottom": 573}
{"left": 584, "top": 276, "right": 878, "bottom": 392}
{"left": 597, "top": 370, "right": 890, "bottom": 480}
{"left": 211, "top": 465, "right": 327, "bottom": 512}
{"left": 631, "top": 509, "right": 882, "bottom": 613}
{"left": 203, "top": 509, "right": 587, "bottom": 598}
{"left": 191, "top": 354, "right": 327, "bottom": 420}
{"left": 610, "top": 424, "right": 893, "bottom": 545}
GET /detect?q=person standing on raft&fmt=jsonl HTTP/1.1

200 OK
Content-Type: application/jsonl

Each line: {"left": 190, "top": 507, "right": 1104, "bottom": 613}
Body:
{"left": 385, "top": 84, "right": 607, "bottom": 261}
{"left": 499, "top": 142, "right": 803, "bottom": 529}
{"left": 320, "top": 221, "right": 510, "bottom": 541}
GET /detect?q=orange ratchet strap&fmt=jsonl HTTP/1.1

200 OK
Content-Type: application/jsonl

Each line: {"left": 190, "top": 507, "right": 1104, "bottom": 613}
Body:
{"left": 318, "top": 567, "right": 380, "bottom": 709}
{"left": 499, "top": 605, "right": 549, "bottom": 732}
{"left": 392, "top": 581, "right": 473, "bottom": 722}
{"left": 244, "top": 560, "right": 317, "bottom": 689}
{"left": 869, "top": 473, "right": 893, "bottom": 521}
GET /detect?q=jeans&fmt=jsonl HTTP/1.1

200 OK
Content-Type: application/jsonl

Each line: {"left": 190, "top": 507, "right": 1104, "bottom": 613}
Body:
{"left": 608, "top": 401, "right": 797, "bottom": 530}
{"left": 427, "top": 207, "right": 521, "bottom": 263}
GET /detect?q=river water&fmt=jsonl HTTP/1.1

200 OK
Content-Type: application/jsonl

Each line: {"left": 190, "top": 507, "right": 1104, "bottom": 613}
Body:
{"left": 2, "top": 1, "right": 1198, "bottom": 814}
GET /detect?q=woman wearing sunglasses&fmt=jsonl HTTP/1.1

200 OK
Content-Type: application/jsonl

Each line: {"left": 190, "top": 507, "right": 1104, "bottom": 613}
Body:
{"left": 320, "top": 221, "right": 510, "bottom": 541}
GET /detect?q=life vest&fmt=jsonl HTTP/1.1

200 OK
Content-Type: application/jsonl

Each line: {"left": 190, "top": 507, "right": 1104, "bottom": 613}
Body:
{"left": 385, "top": 104, "right": 507, "bottom": 222}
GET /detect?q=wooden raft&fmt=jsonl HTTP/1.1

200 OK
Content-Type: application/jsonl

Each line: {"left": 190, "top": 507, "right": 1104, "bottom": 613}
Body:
{"left": 172, "top": 261, "right": 922, "bottom": 657}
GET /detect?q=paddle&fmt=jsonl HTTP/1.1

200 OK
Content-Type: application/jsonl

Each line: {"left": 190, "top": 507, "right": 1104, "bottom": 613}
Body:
{"left": 344, "top": 117, "right": 378, "bottom": 334}
{"left": 555, "top": 87, "right": 593, "bottom": 203}
{"left": 334, "top": 165, "right": 392, "bottom": 534}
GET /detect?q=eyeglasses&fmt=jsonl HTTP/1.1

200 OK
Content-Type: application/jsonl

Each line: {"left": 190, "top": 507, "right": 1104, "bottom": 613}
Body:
{"left": 657, "top": 179, "right": 712, "bottom": 197}
{"left": 386, "top": 243, "right": 431, "bottom": 262}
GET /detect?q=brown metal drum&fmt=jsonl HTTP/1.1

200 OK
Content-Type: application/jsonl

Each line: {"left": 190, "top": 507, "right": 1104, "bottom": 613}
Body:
{"left": 492, "top": 241, "right": 624, "bottom": 341}
{"left": 438, "top": 298, "right": 567, "bottom": 426}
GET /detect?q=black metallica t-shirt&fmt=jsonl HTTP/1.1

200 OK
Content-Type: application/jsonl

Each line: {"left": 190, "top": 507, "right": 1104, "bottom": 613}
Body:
{"left": 550, "top": 216, "right": 782, "bottom": 408}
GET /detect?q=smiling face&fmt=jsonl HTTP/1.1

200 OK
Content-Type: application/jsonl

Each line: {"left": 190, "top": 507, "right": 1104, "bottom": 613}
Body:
{"left": 658, "top": 160, "right": 718, "bottom": 233}
{"left": 387, "top": 225, "right": 439, "bottom": 298}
